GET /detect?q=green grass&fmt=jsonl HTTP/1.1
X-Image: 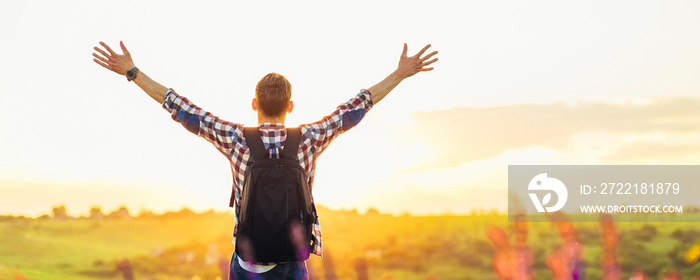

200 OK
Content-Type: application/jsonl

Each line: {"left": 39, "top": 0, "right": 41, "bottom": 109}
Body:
{"left": 0, "top": 214, "right": 234, "bottom": 280}
{"left": 3, "top": 210, "right": 700, "bottom": 279}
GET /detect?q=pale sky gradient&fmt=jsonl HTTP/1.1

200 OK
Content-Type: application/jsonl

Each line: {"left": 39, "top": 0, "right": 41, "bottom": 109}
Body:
{"left": 2, "top": 1, "right": 700, "bottom": 217}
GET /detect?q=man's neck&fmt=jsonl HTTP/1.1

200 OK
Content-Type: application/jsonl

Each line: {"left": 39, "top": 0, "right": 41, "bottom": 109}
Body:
{"left": 257, "top": 112, "right": 286, "bottom": 125}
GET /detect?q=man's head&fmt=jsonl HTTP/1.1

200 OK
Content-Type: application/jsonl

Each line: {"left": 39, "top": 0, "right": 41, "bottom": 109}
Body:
{"left": 253, "top": 73, "right": 293, "bottom": 120}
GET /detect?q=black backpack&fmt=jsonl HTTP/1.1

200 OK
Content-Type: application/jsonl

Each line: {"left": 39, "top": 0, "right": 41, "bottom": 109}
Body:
{"left": 232, "top": 127, "right": 316, "bottom": 263}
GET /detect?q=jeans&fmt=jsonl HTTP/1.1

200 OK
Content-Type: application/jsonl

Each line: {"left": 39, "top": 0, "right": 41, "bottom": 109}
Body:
{"left": 229, "top": 253, "right": 308, "bottom": 280}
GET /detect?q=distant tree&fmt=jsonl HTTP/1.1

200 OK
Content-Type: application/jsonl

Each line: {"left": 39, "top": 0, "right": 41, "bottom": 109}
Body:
{"left": 51, "top": 204, "right": 69, "bottom": 219}
{"left": 629, "top": 224, "right": 657, "bottom": 241}
{"left": 137, "top": 209, "right": 156, "bottom": 219}
{"left": 365, "top": 208, "right": 380, "bottom": 215}
{"left": 107, "top": 206, "right": 131, "bottom": 219}
{"left": 177, "top": 207, "right": 195, "bottom": 217}
{"left": 90, "top": 206, "right": 105, "bottom": 219}
{"left": 670, "top": 228, "right": 700, "bottom": 244}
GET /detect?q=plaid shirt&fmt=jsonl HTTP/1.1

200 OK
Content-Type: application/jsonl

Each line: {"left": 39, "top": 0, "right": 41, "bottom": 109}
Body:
{"left": 162, "top": 88, "right": 373, "bottom": 257}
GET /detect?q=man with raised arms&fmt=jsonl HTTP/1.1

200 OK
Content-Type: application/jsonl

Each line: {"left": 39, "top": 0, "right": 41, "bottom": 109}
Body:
{"left": 93, "top": 41, "right": 437, "bottom": 280}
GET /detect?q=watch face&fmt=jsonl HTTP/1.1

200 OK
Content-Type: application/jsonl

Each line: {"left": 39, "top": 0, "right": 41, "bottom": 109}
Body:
{"left": 127, "top": 68, "right": 138, "bottom": 80}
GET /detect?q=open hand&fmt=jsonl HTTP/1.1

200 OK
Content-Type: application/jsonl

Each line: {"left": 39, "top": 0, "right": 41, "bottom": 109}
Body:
{"left": 92, "top": 41, "right": 135, "bottom": 76}
{"left": 396, "top": 43, "right": 438, "bottom": 79}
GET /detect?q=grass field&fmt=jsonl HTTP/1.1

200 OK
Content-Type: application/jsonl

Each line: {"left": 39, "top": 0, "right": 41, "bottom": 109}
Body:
{"left": 2, "top": 208, "right": 700, "bottom": 279}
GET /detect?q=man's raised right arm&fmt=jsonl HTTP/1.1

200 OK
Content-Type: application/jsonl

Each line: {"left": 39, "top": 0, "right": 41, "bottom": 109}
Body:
{"left": 93, "top": 41, "right": 241, "bottom": 156}
{"left": 93, "top": 41, "right": 168, "bottom": 103}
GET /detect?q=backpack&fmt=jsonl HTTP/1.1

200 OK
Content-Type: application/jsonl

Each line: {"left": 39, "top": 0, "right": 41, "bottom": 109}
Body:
{"left": 233, "top": 127, "right": 317, "bottom": 263}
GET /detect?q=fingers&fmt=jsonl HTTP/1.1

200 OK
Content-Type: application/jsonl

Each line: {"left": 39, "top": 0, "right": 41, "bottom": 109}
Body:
{"left": 93, "top": 58, "right": 110, "bottom": 69}
{"left": 92, "top": 52, "right": 109, "bottom": 63}
{"left": 415, "top": 44, "right": 431, "bottom": 57}
{"left": 420, "top": 50, "right": 439, "bottom": 62}
{"left": 93, "top": 46, "right": 110, "bottom": 58}
{"left": 100, "top": 41, "right": 117, "bottom": 55}
{"left": 422, "top": 57, "right": 438, "bottom": 67}
{"left": 396, "top": 43, "right": 438, "bottom": 77}
{"left": 120, "top": 41, "right": 130, "bottom": 55}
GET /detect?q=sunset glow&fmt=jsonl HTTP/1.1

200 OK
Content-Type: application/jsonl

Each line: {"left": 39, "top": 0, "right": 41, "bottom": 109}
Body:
{"left": 2, "top": 1, "right": 700, "bottom": 218}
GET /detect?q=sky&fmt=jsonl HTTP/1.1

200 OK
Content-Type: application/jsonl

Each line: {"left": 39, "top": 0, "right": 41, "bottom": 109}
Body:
{"left": 2, "top": 1, "right": 700, "bottom": 217}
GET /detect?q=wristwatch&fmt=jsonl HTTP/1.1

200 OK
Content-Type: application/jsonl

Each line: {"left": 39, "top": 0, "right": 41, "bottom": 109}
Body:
{"left": 126, "top": 67, "right": 139, "bottom": 82}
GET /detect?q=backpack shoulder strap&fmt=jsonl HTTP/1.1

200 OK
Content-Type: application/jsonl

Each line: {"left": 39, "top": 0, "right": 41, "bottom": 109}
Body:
{"left": 282, "top": 127, "right": 301, "bottom": 160}
{"left": 243, "top": 127, "right": 267, "bottom": 160}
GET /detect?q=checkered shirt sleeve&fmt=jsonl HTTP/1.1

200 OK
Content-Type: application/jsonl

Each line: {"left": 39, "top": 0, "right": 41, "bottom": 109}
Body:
{"left": 162, "top": 89, "right": 250, "bottom": 228}
{"left": 162, "top": 89, "right": 244, "bottom": 158}
{"left": 298, "top": 89, "right": 374, "bottom": 191}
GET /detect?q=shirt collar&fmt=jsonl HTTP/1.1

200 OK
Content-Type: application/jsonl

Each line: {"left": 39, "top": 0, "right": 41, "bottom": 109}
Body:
{"left": 258, "top": 122, "right": 285, "bottom": 129}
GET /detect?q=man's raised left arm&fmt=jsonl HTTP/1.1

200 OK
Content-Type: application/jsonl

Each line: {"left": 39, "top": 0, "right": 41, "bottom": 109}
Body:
{"left": 367, "top": 43, "right": 438, "bottom": 104}
{"left": 93, "top": 41, "right": 168, "bottom": 104}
